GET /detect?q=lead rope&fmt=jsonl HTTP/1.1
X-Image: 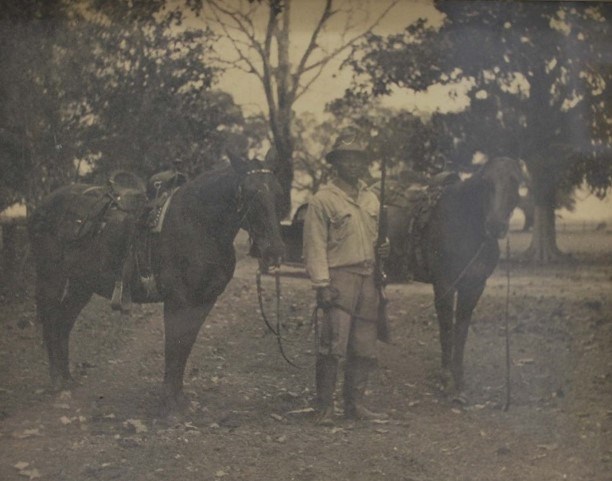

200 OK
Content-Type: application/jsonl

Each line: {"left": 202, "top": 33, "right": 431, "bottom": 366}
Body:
{"left": 503, "top": 236, "right": 512, "bottom": 412}
{"left": 255, "top": 268, "right": 301, "bottom": 368}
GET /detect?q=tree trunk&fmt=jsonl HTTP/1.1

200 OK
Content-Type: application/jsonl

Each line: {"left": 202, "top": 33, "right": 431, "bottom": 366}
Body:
{"left": 522, "top": 203, "right": 565, "bottom": 263}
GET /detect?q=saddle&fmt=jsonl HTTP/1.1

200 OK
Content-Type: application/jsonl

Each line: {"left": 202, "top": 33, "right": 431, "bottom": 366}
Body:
{"left": 66, "top": 172, "right": 147, "bottom": 242}
{"left": 405, "top": 172, "right": 460, "bottom": 282}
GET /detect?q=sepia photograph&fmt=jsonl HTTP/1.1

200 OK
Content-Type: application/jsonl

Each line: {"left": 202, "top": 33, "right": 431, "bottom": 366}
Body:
{"left": 0, "top": 1, "right": 610, "bottom": 480}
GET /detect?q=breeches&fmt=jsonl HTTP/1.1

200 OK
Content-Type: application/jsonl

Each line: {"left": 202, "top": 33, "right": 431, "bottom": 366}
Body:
{"left": 318, "top": 268, "right": 378, "bottom": 360}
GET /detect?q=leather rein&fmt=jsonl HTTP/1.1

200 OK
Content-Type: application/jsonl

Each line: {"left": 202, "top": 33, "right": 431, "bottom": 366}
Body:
{"left": 238, "top": 168, "right": 300, "bottom": 368}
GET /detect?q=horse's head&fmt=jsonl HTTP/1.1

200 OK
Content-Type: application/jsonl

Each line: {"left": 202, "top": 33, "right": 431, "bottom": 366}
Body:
{"left": 229, "top": 148, "right": 285, "bottom": 269}
{"left": 478, "top": 157, "right": 522, "bottom": 238}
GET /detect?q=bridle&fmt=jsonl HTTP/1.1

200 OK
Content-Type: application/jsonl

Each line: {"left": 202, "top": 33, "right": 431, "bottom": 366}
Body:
{"left": 235, "top": 168, "right": 297, "bottom": 367}
{"left": 236, "top": 168, "right": 275, "bottom": 226}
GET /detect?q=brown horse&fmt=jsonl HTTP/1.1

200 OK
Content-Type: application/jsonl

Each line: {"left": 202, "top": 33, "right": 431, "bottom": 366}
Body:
{"left": 28, "top": 154, "right": 285, "bottom": 414}
{"left": 387, "top": 157, "right": 521, "bottom": 400}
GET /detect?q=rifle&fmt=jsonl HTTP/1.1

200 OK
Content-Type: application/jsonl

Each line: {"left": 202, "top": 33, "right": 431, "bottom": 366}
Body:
{"left": 375, "top": 156, "right": 391, "bottom": 343}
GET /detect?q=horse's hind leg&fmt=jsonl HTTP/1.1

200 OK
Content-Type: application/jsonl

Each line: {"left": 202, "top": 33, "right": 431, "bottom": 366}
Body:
{"left": 433, "top": 283, "right": 455, "bottom": 387}
{"left": 37, "top": 277, "right": 91, "bottom": 390}
{"left": 453, "top": 283, "right": 486, "bottom": 395}
{"left": 161, "top": 301, "right": 215, "bottom": 416}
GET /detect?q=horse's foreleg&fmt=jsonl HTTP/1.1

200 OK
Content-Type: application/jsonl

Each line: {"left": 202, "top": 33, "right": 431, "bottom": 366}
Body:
{"left": 162, "top": 301, "right": 215, "bottom": 415}
{"left": 37, "top": 278, "right": 91, "bottom": 390}
{"left": 433, "top": 283, "right": 455, "bottom": 383}
{"left": 453, "top": 283, "right": 486, "bottom": 393}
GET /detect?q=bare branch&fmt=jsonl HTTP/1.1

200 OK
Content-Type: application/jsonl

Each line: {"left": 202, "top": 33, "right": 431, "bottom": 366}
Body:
{"left": 294, "top": 62, "right": 328, "bottom": 101}
{"left": 290, "top": 0, "right": 334, "bottom": 99}
{"left": 300, "top": 0, "right": 400, "bottom": 76}
{"left": 207, "top": 2, "right": 264, "bottom": 80}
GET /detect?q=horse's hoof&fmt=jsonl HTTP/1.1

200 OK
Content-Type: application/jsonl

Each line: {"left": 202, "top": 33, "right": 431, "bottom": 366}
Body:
{"left": 437, "top": 369, "right": 452, "bottom": 390}
{"left": 159, "top": 392, "right": 190, "bottom": 418}
{"left": 51, "top": 375, "right": 79, "bottom": 392}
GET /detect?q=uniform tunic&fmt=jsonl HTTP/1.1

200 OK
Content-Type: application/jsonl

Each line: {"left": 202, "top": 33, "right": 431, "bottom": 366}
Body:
{"left": 303, "top": 181, "right": 381, "bottom": 359}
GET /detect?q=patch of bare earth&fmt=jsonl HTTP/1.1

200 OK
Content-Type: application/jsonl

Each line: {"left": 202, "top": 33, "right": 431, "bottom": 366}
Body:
{"left": 1, "top": 231, "right": 610, "bottom": 481}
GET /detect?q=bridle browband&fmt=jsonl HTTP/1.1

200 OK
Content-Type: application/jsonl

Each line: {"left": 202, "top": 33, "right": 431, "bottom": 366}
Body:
{"left": 236, "top": 168, "right": 275, "bottom": 223}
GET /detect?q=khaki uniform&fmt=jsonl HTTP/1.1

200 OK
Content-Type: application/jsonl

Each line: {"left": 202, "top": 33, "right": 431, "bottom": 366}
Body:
{"left": 303, "top": 181, "right": 380, "bottom": 360}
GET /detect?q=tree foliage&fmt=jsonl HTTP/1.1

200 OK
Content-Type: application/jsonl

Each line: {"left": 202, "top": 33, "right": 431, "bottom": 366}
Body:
{"left": 0, "top": 0, "right": 245, "bottom": 211}
{"left": 343, "top": 0, "right": 611, "bottom": 261}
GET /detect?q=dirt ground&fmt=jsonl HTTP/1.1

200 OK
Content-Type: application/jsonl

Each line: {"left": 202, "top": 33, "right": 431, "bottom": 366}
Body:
{"left": 0, "top": 229, "right": 610, "bottom": 481}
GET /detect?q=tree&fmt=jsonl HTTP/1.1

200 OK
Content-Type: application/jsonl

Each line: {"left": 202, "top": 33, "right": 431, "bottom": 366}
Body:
{"left": 201, "top": 0, "right": 400, "bottom": 216}
{"left": 343, "top": 1, "right": 612, "bottom": 262}
{"left": 0, "top": 1, "right": 77, "bottom": 211}
{"left": 70, "top": 2, "right": 241, "bottom": 179}
{"left": 0, "top": 1, "right": 244, "bottom": 211}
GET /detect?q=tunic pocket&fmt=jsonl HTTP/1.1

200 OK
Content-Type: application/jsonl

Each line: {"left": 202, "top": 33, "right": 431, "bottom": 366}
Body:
{"left": 329, "top": 212, "right": 351, "bottom": 244}
{"left": 364, "top": 208, "right": 378, "bottom": 239}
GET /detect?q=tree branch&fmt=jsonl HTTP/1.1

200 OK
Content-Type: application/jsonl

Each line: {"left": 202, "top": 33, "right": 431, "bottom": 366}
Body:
{"left": 298, "top": 0, "right": 399, "bottom": 77}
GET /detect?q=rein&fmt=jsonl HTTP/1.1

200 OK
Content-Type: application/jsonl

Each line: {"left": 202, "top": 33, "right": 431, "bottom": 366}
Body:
{"left": 256, "top": 268, "right": 301, "bottom": 368}
{"left": 422, "top": 241, "right": 486, "bottom": 309}
{"left": 503, "top": 236, "right": 512, "bottom": 411}
{"left": 238, "top": 168, "right": 297, "bottom": 367}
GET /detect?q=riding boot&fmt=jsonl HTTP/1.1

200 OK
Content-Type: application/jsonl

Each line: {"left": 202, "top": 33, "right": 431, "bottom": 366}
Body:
{"left": 343, "top": 356, "right": 388, "bottom": 421}
{"left": 314, "top": 355, "right": 338, "bottom": 426}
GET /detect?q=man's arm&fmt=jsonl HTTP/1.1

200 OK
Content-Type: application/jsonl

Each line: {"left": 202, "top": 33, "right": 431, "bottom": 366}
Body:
{"left": 303, "top": 200, "right": 330, "bottom": 288}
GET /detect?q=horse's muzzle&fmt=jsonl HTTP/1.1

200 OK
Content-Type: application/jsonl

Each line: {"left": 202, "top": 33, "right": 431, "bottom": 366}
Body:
{"left": 259, "top": 240, "right": 285, "bottom": 268}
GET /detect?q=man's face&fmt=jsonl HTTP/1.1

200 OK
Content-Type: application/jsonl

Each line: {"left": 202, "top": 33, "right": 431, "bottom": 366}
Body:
{"left": 334, "top": 154, "right": 369, "bottom": 185}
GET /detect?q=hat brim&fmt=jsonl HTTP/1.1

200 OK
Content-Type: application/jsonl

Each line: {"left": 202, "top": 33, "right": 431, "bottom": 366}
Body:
{"left": 325, "top": 149, "right": 371, "bottom": 163}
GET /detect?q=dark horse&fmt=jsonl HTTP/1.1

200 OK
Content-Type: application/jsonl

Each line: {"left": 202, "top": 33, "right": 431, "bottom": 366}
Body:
{"left": 386, "top": 157, "right": 521, "bottom": 399}
{"left": 28, "top": 154, "right": 285, "bottom": 414}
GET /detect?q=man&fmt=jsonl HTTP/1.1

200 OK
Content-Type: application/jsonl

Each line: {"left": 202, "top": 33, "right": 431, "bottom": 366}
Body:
{"left": 303, "top": 126, "right": 389, "bottom": 425}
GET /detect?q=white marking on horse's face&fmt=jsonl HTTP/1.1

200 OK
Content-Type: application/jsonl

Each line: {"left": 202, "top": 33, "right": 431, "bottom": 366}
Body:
{"left": 483, "top": 158, "right": 521, "bottom": 238}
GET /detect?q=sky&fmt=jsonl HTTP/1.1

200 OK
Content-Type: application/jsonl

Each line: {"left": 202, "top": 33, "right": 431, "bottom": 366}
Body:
{"left": 197, "top": 0, "right": 611, "bottom": 220}
{"left": 204, "top": 0, "right": 449, "bottom": 117}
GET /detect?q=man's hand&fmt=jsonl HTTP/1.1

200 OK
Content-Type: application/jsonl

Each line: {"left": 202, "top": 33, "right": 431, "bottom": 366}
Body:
{"left": 376, "top": 237, "right": 391, "bottom": 259}
{"left": 316, "top": 286, "right": 339, "bottom": 309}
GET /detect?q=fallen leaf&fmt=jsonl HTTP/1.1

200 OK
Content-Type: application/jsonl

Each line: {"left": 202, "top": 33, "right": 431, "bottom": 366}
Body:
{"left": 58, "top": 391, "right": 72, "bottom": 400}
{"left": 124, "top": 419, "right": 148, "bottom": 433}
{"left": 516, "top": 358, "right": 535, "bottom": 366}
{"left": 371, "top": 419, "right": 389, "bottom": 424}
{"left": 20, "top": 468, "right": 41, "bottom": 480}
{"left": 537, "top": 443, "right": 558, "bottom": 451}
{"left": 13, "top": 429, "right": 42, "bottom": 439}
{"left": 285, "top": 407, "right": 315, "bottom": 415}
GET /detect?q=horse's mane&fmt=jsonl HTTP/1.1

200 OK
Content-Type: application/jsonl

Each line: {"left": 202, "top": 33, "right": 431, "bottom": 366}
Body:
{"left": 187, "top": 166, "right": 239, "bottom": 204}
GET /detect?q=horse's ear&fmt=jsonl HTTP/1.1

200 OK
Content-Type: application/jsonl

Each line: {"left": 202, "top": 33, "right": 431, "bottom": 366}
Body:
{"left": 224, "top": 133, "right": 249, "bottom": 174}
{"left": 227, "top": 150, "right": 248, "bottom": 175}
{"left": 262, "top": 146, "right": 280, "bottom": 172}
